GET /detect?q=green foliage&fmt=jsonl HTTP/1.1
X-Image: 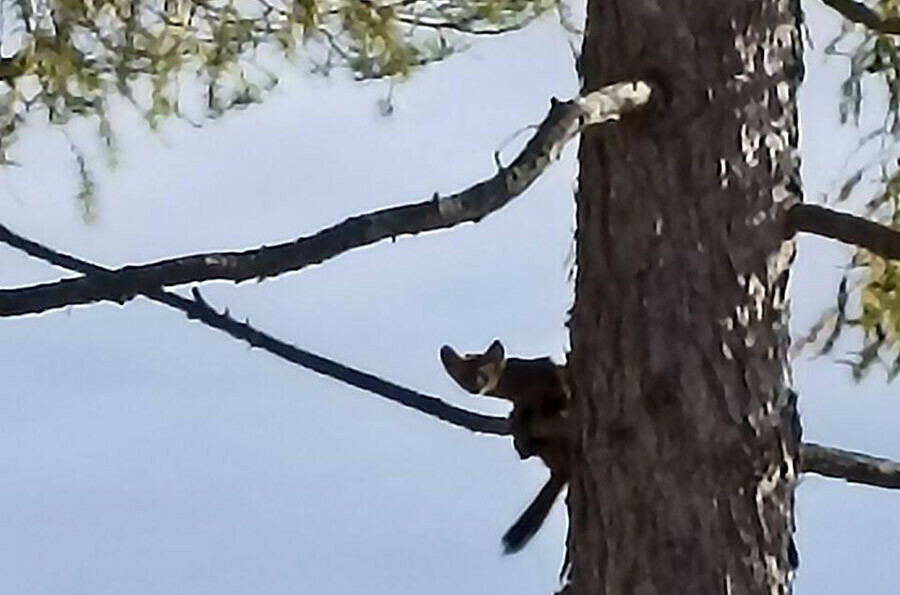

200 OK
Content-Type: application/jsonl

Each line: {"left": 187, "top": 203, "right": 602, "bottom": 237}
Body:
{"left": 797, "top": 163, "right": 900, "bottom": 380}
{"left": 832, "top": 1, "right": 900, "bottom": 131}
{"left": 0, "top": 0, "right": 555, "bottom": 161}
{"left": 802, "top": 2, "right": 900, "bottom": 379}
{"left": 834, "top": 250, "right": 900, "bottom": 381}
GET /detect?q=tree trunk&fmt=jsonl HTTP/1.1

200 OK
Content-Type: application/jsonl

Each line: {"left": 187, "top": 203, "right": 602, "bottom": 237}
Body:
{"left": 567, "top": 1, "right": 803, "bottom": 593}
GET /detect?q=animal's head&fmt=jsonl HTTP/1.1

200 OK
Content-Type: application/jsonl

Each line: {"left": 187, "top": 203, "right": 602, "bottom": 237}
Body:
{"left": 440, "top": 340, "right": 506, "bottom": 396}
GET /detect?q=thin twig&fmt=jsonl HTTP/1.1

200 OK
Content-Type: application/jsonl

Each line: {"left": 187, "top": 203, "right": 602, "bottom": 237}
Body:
{"left": 187, "top": 287, "right": 511, "bottom": 434}
{"left": 0, "top": 222, "right": 509, "bottom": 435}
{"left": 393, "top": 12, "right": 540, "bottom": 35}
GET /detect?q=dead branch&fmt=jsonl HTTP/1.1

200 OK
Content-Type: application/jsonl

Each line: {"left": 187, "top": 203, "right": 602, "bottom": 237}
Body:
{"left": 0, "top": 81, "right": 652, "bottom": 317}
{"left": 0, "top": 221, "right": 509, "bottom": 435}
{"left": 800, "top": 442, "right": 900, "bottom": 490}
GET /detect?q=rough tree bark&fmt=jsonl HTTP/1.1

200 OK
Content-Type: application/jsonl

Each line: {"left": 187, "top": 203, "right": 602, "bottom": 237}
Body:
{"left": 567, "top": 0, "right": 803, "bottom": 593}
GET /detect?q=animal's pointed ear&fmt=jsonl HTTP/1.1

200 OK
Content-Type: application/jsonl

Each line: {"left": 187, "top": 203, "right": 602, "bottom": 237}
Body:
{"left": 485, "top": 340, "right": 505, "bottom": 363}
{"left": 440, "top": 345, "right": 461, "bottom": 371}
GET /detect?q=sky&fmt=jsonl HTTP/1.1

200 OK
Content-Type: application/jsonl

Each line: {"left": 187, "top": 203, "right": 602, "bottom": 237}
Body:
{"left": 1, "top": 1, "right": 899, "bottom": 594}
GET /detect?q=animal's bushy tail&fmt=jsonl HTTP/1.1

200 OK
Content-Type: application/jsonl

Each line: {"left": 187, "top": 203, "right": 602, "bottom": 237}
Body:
{"left": 502, "top": 473, "right": 566, "bottom": 554}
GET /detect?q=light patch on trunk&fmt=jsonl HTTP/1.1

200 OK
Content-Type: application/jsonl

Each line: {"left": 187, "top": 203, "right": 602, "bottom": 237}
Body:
{"left": 766, "top": 239, "right": 795, "bottom": 301}
{"left": 735, "top": 304, "right": 750, "bottom": 328}
{"left": 721, "top": 341, "right": 734, "bottom": 360}
{"left": 771, "top": 184, "right": 792, "bottom": 203}
{"left": 575, "top": 81, "right": 653, "bottom": 126}
{"left": 733, "top": 29, "right": 757, "bottom": 79}
{"left": 747, "top": 273, "right": 767, "bottom": 321}
{"left": 717, "top": 158, "right": 730, "bottom": 188}
{"left": 745, "top": 330, "right": 757, "bottom": 348}
{"left": 776, "top": 80, "right": 791, "bottom": 104}
{"left": 720, "top": 316, "right": 735, "bottom": 331}
{"left": 740, "top": 122, "right": 762, "bottom": 167}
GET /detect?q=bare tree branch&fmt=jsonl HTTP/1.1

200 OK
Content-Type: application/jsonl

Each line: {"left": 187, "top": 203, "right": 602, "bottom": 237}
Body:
{"left": 0, "top": 222, "right": 510, "bottom": 435}
{"left": 185, "top": 288, "right": 511, "bottom": 434}
{"left": 820, "top": 0, "right": 900, "bottom": 34}
{"left": 788, "top": 203, "right": 900, "bottom": 259}
{"left": 0, "top": 81, "right": 653, "bottom": 317}
{"left": 800, "top": 442, "right": 900, "bottom": 490}
{"left": 12, "top": 218, "right": 900, "bottom": 477}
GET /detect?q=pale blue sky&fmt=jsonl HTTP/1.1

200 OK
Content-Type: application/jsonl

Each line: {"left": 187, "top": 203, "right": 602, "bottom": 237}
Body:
{"left": 0, "top": 2, "right": 898, "bottom": 594}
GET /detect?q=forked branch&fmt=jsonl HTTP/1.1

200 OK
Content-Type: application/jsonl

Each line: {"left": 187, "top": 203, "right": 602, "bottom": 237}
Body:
{"left": 0, "top": 81, "right": 653, "bottom": 317}
{"left": 0, "top": 222, "right": 509, "bottom": 435}
{"left": 7, "top": 217, "right": 900, "bottom": 485}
